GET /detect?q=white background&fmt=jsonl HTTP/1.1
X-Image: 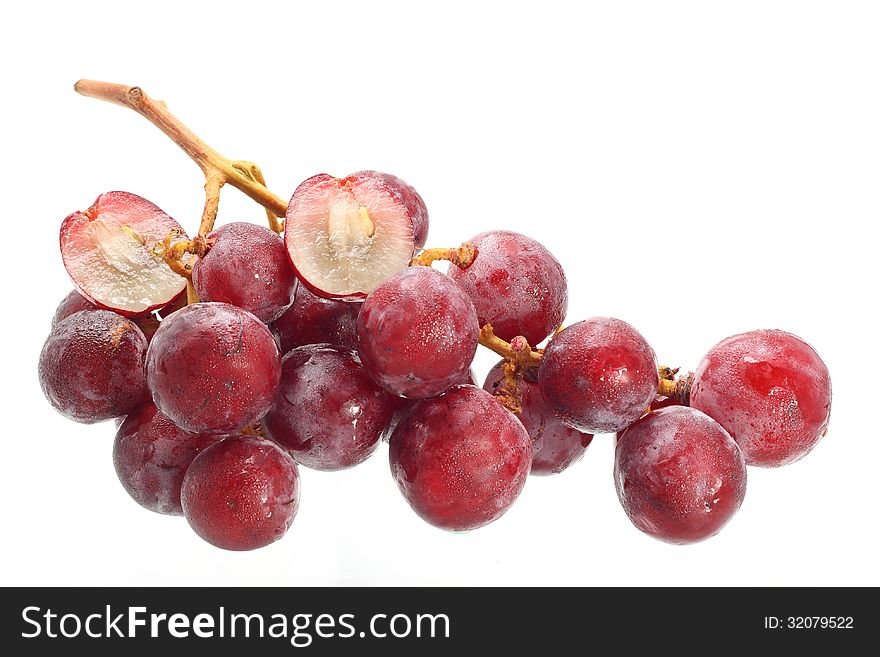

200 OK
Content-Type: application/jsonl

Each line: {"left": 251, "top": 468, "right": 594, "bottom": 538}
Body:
{"left": 2, "top": 1, "right": 877, "bottom": 586}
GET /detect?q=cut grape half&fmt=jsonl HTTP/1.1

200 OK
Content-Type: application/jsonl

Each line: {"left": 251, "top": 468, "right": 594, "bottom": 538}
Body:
{"left": 60, "top": 191, "right": 189, "bottom": 316}
{"left": 285, "top": 173, "right": 416, "bottom": 300}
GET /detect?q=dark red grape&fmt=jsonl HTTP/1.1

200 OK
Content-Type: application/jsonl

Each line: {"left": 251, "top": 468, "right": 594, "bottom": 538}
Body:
{"left": 146, "top": 303, "right": 281, "bottom": 433}
{"left": 615, "top": 406, "right": 747, "bottom": 544}
{"left": 484, "top": 361, "right": 592, "bottom": 476}
{"left": 382, "top": 367, "right": 478, "bottom": 441}
{"left": 357, "top": 267, "right": 479, "bottom": 399}
{"left": 193, "top": 222, "right": 296, "bottom": 323}
{"left": 690, "top": 330, "right": 832, "bottom": 467}
{"left": 538, "top": 317, "right": 659, "bottom": 433}
{"left": 447, "top": 231, "right": 567, "bottom": 345}
{"left": 263, "top": 345, "right": 399, "bottom": 470}
{"left": 39, "top": 310, "right": 148, "bottom": 423}
{"left": 270, "top": 284, "right": 361, "bottom": 354}
{"left": 351, "top": 170, "right": 429, "bottom": 248}
{"left": 113, "top": 401, "right": 223, "bottom": 514}
{"left": 52, "top": 289, "right": 97, "bottom": 327}
{"left": 181, "top": 435, "right": 300, "bottom": 551}
{"left": 389, "top": 386, "right": 532, "bottom": 531}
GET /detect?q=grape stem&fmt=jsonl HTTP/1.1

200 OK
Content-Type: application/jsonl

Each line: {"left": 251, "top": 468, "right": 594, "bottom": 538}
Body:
{"left": 411, "top": 243, "right": 478, "bottom": 268}
{"left": 481, "top": 326, "right": 694, "bottom": 408}
{"left": 478, "top": 325, "right": 544, "bottom": 368}
{"left": 656, "top": 367, "right": 694, "bottom": 405}
{"left": 73, "top": 80, "right": 287, "bottom": 237}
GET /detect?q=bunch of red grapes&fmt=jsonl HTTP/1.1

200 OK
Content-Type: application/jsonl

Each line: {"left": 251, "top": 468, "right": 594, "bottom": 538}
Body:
{"left": 39, "top": 170, "right": 832, "bottom": 551}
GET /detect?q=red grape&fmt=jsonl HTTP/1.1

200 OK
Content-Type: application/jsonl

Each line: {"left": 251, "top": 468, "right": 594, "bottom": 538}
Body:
{"left": 285, "top": 172, "right": 416, "bottom": 299}
{"left": 60, "top": 191, "right": 189, "bottom": 316}
{"left": 484, "top": 361, "right": 593, "bottom": 476}
{"left": 113, "top": 401, "right": 223, "bottom": 514}
{"left": 615, "top": 406, "right": 747, "bottom": 544}
{"left": 181, "top": 435, "right": 300, "bottom": 551}
{"left": 538, "top": 317, "right": 659, "bottom": 433}
{"left": 351, "top": 170, "right": 429, "bottom": 248}
{"left": 39, "top": 310, "right": 148, "bottom": 423}
{"left": 447, "top": 231, "right": 567, "bottom": 345}
{"left": 357, "top": 267, "right": 479, "bottom": 398}
{"left": 263, "top": 345, "right": 399, "bottom": 471}
{"left": 382, "top": 367, "right": 478, "bottom": 441}
{"left": 690, "top": 330, "right": 832, "bottom": 467}
{"left": 52, "top": 289, "right": 97, "bottom": 327}
{"left": 270, "top": 284, "right": 361, "bottom": 354}
{"left": 193, "top": 222, "right": 296, "bottom": 323}
{"left": 389, "top": 386, "right": 532, "bottom": 531}
{"left": 146, "top": 303, "right": 281, "bottom": 433}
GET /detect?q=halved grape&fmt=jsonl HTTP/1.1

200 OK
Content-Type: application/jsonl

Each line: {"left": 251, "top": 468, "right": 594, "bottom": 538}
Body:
{"left": 60, "top": 191, "right": 189, "bottom": 316}
{"left": 285, "top": 173, "right": 416, "bottom": 300}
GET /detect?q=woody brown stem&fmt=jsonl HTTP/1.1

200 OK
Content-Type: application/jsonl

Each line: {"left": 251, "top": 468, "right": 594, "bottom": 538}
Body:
{"left": 73, "top": 80, "right": 288, "bottom": 237}
{"left": 478, "top": 325, "right": 543, "bottom": 369}
{"left": 411, "top": 243, "right": 478, "bottom": 268}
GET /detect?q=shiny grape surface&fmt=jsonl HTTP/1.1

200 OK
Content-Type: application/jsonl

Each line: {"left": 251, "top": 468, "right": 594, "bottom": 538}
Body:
{"left": 146, "top": 303, "right": 281, "bottom": 433}
{"left": 181, "top": 435, "right": 300, "bottom": 551}
{"left": 690, "top": 330, "right": 832, "bottom": 467}
{"left": 193, "top": 222, "right": 297, "bottom": 323}
{"left": 51, "top": 289, "right": 97, "bottom": 327}
{"left": 271, "top": 284, "right": 361, "bottom": 355}
{"left": 263, "top": 345, "right": 399, "bottom": 471}
{"left": 113, "top": 401, "right": 223, "bottom": 514}
{"left": 448, "top": 231, "right": 567, "bottom": 345}
{"left": 357, "top": 267, "right": 479, "bottom": 399}
{"left": 389, "top": 386, "right": 532, "bottom": 531}
{"left": 538, "top": 317, "right": 659, "bottom": 433}
{"left": 39, "top": 310, "right": 148, "bottom": 423}
{"left": 615, "top": 406, "right": 747, "bottom": 544}
{"left": 484, "top": 361, "right": 592, "bottom": 476}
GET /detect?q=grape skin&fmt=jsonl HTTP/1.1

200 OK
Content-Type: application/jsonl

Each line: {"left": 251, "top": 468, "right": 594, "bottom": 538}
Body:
{"left": 538, "top": 317, "right": 659, "bottom": 434}
{"left": 146, "top": 303, "right": 281, "bottom": 434}
{"left": 263, "top": 345, "right": 399, "bottom": 471}
{"left": 51, "top": 289, "right": 97, "bottom": 327}
{"left": 39, "top": 310, "right": 148, "bottom": 424}
{"left": 615, "top": 406, "right": 747, "bottom": 544}
{"left": 181, "top": 435, "right": 300, "bottom": 551}
{"left": 193, "top": 222, "right": 297, "bottom": 323}
{"left": 271, "top": 284, "right": 361, "bottom": 355}
{"left": 690, "top": 330, "right": 832, "bottom": 467}
{"left": 389, "top": 386, "right": 532, "bottom": 531}
{"left": 357, "top": 267, "right": 479, "bottom": 399}
{"left": 113, "top": 401, "right": 224, "bottom": 515}
{"left": 484, "top": 361, "right": 593, "bottom": 476}
{"left": 447, "top": 230, "right": 568, "bottom": 345}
